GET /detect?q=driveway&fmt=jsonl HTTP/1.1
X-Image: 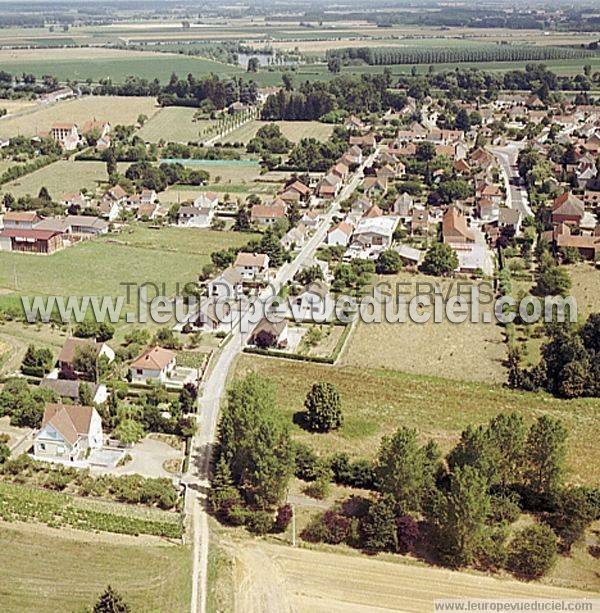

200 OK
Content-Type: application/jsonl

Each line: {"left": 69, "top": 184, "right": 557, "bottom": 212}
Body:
{"left": 96, "top": 437, "right": 183, "bottom": 479}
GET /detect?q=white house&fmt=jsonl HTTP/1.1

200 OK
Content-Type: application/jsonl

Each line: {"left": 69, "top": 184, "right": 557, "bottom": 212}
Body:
{"left": 178, "top": 205, "right": 215, "bottom": 228}
{"left": 140, "top": 189, "right": 158, "bottom": 205}
{"left": 291, "top": 281, "right": 334, "bottom": 322}
{"left": 33, "top": 403, "right": 103, "bottom": 462}
{"left": 130, "top": 346, "right": 177, "bottom": 385}
{"left": 281, "top": 224, "right": 307, "bottom": 251}
{"left": 207, "top": 266, "right": 244, "bottom": 299}
{"left": 233, "top": 252, "right": 270, "bottom": 281}
{"left": 352, "top": 215, "right": 399, "bottom": 251}
{"left": 326, "top": 221, "right": 353, "bottom": 247}
{"left": 51, "top": 122, "right": 81, "bottom": 151}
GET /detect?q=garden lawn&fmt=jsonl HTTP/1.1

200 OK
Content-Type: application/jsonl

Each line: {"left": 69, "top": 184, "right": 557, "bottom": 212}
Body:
{"left": 234, "top": 355, "right": 600, "bottom": 486}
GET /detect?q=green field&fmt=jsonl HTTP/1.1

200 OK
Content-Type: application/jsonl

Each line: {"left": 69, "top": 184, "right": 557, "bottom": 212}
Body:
{"left": 219, "top": 120, "right": 335, "bottom": 144}
{"left": 0, "top": 48, "right": 242, "bottom": 84}
{"left": 0, "top": 226, "right": 254, "bottom": 315}
{"left": 235, "top": 355, "right": 600, "bottom": 486}
{"left": 0, "top": 522, "right": 191, "bottom": 612}
{"left": 1, "top": 160, "right": 130, "bottom": 199}
{"left": 138, "top": 106, "right": 215, "bottom": 143}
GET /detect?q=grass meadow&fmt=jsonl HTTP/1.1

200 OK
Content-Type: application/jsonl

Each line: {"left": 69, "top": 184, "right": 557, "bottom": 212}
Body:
{"left": 0, "top": 523, "right": 191, "bottom": 612}
{"left": 1, "top": 161, "right": 130, "bottom": 199}
{"left": 137, "top": 106, "right": 215, "bottom": 143}
{"left": 234, "top": 355, "right": 600, "bottom": 486}
{"left": 0, "top": 225, "right": 255, "bottom": 315}
{"left": 341, "top": 273, "right": 507, "bottom": 384}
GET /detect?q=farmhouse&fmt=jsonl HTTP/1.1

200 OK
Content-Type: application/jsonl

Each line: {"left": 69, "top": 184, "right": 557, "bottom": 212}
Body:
{"left": 65, "top": 215, "right": 109, "bottom": 235}
{"left": 194, "top": 192, "right": 219, "bottom": 209}
{"left": 61, "top": 192, "right": 89, "bottom": 210}
{"left": 33, "top": 403, "right": 103, "bottom": 462}
{"left": 103, "top": 184, "right": 128, "bottom": 207}
{"left": 2, "top": 211, "right": 41, "bottom": 230}
{"left": 130, "top": 346, "right": 177, "bottom": 385}
{"left": 39, "top": 86, "right": 74, "bottom": 105}
{"left": 51, "top": 122, "right": 80, "bottom": 151}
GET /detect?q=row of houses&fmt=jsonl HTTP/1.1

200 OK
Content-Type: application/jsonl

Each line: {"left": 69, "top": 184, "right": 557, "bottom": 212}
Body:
{"left": 61, "top": 185, "right": 159, "bottom": 222}
{"left": 317, "top": 144, "right": 365, "bottom": 199}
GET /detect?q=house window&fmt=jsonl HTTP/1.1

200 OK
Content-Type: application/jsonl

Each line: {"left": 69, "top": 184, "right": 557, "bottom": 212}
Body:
{"left": 39, "top": 443, "right": 46, "bottom": 451}
{"left": 136, "top": 368, "right": 143, "bottom": 375}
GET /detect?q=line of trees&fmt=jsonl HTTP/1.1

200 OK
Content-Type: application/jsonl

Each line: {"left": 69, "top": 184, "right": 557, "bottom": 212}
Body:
{"left": 327, "top": 44, "right": 597, "bottom": 67}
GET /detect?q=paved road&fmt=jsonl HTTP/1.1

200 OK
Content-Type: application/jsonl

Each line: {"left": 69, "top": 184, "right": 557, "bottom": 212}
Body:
{"left": 185, "top": 149, "right": 378, "bottom": 613}
{"left": 489, "top": 143, "right": 534, "bottom": 219}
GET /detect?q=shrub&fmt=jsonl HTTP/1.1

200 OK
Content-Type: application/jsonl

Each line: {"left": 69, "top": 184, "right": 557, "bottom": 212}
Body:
{"left": 293, "top": 442, "right": 320, "bottom": 481}
{"left": 396, "top": 515, "right": 420, "bottom": 553}
{"left": 274, "top": 504, "right": 293, "bottom": 533}
{"left": 546, "top": 487, "right": 595, "bottom": 553}
{"left": 507, "top": 524, "right": 558, "bottom": 579}
{"left": 0, "top": 443, "right": 9, "bottom": 464}
{"left": 301, "top": 510, "right": 351, "bottom": 545}
{"left": 245, "top": 509, "right": 274, "bottom": 535}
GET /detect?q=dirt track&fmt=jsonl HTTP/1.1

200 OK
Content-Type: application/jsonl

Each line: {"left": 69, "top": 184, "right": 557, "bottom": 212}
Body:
{"left": 232, "top": 542, "right": 598, "bottom": 613}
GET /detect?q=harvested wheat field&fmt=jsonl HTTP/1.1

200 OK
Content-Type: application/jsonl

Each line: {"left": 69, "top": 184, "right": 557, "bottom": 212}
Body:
{"left": 229, "top": 541, "right": 597, "bottom": 613}
{"left": 0, "top": 95, "right": 159, "bottom": 138}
